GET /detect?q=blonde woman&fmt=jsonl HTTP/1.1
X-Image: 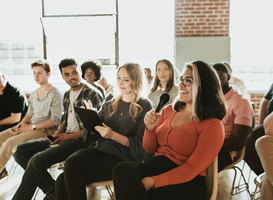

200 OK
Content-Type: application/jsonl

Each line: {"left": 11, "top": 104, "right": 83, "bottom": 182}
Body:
{"left": 55, "top": 62, "right": 152, "bottom": 200}
{"left": 147, "top": 59, "right": 178, "bottom": 112}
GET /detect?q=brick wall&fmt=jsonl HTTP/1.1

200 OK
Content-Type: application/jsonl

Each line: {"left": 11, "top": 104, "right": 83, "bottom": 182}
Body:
{"left": 175, "top": 0, "right": 230, "bottom": 37}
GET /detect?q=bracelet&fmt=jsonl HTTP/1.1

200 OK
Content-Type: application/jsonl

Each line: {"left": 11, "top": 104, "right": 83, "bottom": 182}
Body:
{"left": 123, "top": 138, "right": 129, "bottom": 146}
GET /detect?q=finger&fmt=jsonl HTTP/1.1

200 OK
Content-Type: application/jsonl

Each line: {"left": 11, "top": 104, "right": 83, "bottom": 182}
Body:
{"left": 88, "top": 100, "right": 93, "bottom": 109}
{"left": 52, "top": 137, "right": 60, "bottom": 144}
{"left": 102, "top": 123, "right": 107, "bottom": 127}
{"left": 84, "top": 100, "right": 90, "bottom": 109}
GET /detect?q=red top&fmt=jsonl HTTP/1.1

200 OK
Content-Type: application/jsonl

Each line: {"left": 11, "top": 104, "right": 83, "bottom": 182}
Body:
{"left": 143, "top": 105, "right": 224, "bottom": 188}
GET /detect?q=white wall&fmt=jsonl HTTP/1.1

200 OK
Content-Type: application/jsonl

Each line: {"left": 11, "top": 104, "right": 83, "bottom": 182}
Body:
{"left": 175, "top": 37, "right": 230, "bottom": 72}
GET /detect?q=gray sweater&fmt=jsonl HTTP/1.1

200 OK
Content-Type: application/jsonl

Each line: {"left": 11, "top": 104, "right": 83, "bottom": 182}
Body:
{"left": 94, "top": 98, "right": 152, "bottom": 162}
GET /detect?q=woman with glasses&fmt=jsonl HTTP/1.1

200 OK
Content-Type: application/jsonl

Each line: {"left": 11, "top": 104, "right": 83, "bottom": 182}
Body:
{"left": 113, "top": 61, "right": 227, "bottom": 200}
{"left": 147, "top": 59, "right": 178, "bottom": 112}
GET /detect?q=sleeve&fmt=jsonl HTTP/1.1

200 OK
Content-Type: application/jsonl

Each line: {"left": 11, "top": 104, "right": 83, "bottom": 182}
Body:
{"left": 9, "top": 90, "right": 25, "bottom": 114}
{"left": 264, "top": 83, "right": 273, "bottom": 100}
{"left": 152, "top": 119, "right": 225, "bottom": 188}
{"left": 89, "top": 90, "right": 103, "bottom": 110}
{"left": 49, "top": 90, "right": 63, "bottom": 126}
{"left": 127, "top": 100, "right": 152, "bottom": 162}
{"left": 233, "top": 99, "right": 254, "bottom": 127}
{"left": 142, "top": 106, "right": 168, "bottom": 154}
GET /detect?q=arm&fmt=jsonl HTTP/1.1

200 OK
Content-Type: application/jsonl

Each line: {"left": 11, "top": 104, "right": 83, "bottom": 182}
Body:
{"left": 0, "top": 113, "right": 21, "bottom": 125}
{"left": 259, "top": 98, "right": 270, "bottom": 124}
{"left": 223, "top": 99, "right": 254, "bottom": 151}
{"left": 222, "top": 124, "right": 252, "bottom": 151}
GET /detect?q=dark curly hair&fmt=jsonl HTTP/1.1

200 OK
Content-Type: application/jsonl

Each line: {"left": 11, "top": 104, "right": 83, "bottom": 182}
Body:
{"left": 58, "top": 58, "right": 78, "bottom": 73}
{"left": 81, "top": 60, "right": 102, "bottom": 81}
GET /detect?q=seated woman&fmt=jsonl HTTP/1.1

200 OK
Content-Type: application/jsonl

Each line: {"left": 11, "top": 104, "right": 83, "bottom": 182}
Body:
{"left": 55, "top": 62, "right": 152, "bottom": 200}
{"left": 255, "top": 111, "right": 273, "bottom": 200}
{"left": 81, "top": 60, "right": 106, "bottom": 99}
{"left": 147, "top": 59, "right": 178, "bottom": 112}
{"left": 98, "top": 75, "right": 114, "bottom": 95}
{"left": 112, "top": 61, "right": 227, "bottom": 200}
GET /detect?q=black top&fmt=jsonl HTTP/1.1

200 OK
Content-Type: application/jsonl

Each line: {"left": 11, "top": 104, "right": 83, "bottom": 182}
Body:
{"left": 264, "top": 83, "right": 273, "bottom": 100}
{"left": 0, "top": 82, "right": 28, "bottom": 121}
{"left": 94, "top": 98, "right": 152, "bottom": 162}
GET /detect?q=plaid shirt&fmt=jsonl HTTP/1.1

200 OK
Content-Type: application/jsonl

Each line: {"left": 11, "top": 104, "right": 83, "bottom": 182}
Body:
{"left": 63, "top": 84, "right": 103, "bottom": 131}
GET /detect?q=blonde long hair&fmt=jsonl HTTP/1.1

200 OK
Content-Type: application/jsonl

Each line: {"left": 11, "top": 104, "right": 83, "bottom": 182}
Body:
{"left": 110, "top": 62, "right": 143, "bottom": 122}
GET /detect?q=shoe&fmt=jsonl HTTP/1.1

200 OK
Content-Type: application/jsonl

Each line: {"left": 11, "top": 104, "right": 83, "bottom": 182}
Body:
{"left": 0, "top": 168, "right": 8, "bottom": 180}
{"left": 43, "top": 191, "right": 56, "bottom": 200}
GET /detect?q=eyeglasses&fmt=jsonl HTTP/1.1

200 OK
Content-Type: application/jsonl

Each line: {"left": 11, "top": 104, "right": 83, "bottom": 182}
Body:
{"left": 176, "top": 77, "right": 193, "bottom": 86}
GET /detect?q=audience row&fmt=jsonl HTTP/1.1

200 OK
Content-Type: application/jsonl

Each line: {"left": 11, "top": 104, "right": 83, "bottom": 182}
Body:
{"left": 0, "top": 58, "right": 260, "bottom": 200}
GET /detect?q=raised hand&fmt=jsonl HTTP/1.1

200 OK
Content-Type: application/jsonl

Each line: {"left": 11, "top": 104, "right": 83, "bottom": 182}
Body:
{"left": 144, "top": 110, "right": 160, "bottom": 131}
{"left": 84, "top": 100, "right": 97, "bottom": 112}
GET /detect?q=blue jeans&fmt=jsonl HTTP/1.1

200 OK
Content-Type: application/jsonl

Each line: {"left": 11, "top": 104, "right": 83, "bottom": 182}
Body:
{"left": 12, "top": 138, "right": 86, "bottom": 200}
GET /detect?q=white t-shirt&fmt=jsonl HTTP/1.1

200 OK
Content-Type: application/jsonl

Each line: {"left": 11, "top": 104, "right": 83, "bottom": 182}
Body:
{"left": 66, "top": 87, "right": 84, "bottom": 133}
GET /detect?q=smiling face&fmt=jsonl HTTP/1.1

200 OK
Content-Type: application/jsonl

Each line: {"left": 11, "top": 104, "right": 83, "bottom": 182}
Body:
{"left": 156, "top": 61, "right": 170, "bottom": 84}
{"left": 178, "top": 67, "right": 193, "bottom": 105}
{"left": 61, "top": 65, "right": 81, "bottom": 90}
{"left": 117, "top": 68, "right": 132, "bottom": 96}
{"left": 33, "top": 66, "right": 50, "bottom": 85}
{"left": 84, "top": 68, "right": 96, "bottom": 84}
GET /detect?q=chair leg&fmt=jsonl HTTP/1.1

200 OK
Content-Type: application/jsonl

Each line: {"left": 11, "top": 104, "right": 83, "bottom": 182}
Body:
{"left": 229, "top": 166, "right": 251, "bottom": 199}
{"left": 105, "top": 185, "right": 115, "bottom": 200}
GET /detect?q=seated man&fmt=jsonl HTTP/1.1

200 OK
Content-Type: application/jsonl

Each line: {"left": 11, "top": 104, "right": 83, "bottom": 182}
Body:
{"left": 244, "top": 83, "right": 273, "bottom": 175}
{"left": 255, "top": 111, "right": 273, "bottom": 200}
{"left": 12, "top": 58, "right": 103, "bottom": 200}
{"left": 212, "top": 63, "right": 253, "bottom": 172}
{"left": 222, "top": 61, "right": 248, "bottom": 98}
{"left": 0, "top": 61, "right": 62, "bottom": 180}
{"left": 0, "top": 70, "right": 28, "bottom": 132}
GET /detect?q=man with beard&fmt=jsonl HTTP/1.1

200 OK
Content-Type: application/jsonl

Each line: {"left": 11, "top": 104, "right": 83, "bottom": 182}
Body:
{"left": 212, "top": 63, "right": 254, "bottom": 172}
{"left": 12, "top": 58, "right": 103, "bottom": 200}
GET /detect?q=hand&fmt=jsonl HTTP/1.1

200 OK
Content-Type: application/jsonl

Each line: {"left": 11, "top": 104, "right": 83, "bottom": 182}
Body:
{"left": 141, "top": 177, "right": 155, "bottom": 191}
{"left": 95, "top": 123, "right": 114, "bottom": 139}
{"left": 84, "top": 100, "right": 97, "bottom": 112}
{"left": 144, "top": 110, "right": 160, "bottom": 131}
{"left": 10, "top": 123, "right": 32, "bottom": 135}
{"left": 51, "top": 133, "right": 72, "bottom": 144}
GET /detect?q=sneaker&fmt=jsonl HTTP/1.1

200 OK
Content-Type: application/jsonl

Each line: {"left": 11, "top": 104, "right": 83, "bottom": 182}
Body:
{"left": 0, "top": 168, "right": 8, "bottom": 180}
{"left": 43, "top": 191, "right": 56, "bottom": 200}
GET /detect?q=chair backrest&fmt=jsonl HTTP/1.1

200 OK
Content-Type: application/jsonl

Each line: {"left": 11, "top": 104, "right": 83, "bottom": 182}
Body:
{"left": 223, "top": 146, "right": 245, "bottom": 170}
{"left": 205, "top": 156, "right": 218, "bottom": 200}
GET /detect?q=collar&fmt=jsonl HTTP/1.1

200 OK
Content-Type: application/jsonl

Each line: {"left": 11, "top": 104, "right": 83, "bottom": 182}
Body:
{"left": 224, "top": 87, "right": 236, "bottom": 100}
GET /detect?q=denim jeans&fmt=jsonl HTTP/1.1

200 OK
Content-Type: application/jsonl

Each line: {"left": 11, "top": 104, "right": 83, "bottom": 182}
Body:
{"left": 12, "top": 138, "right": 86, "bottom": 200}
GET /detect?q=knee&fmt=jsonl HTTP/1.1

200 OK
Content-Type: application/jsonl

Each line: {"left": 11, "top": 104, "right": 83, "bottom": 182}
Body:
{"left": 112, "top": 161, "right": 133, "bottom": 179}
{"left": 64, "top": 154, "right": 82, "bottom": 172}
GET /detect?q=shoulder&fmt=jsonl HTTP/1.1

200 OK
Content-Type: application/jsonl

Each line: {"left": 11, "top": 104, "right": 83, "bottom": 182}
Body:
{"left": 161, "top": 104, "right": 175, "bottom": 115}
{"left": 138, "top": 98, "right": 152, "bottom": 110}
{"left": 50, "top": 86, "right": 62, "bottom": 96}
{"left": 170, "top": 85, "right": 179, "bottom": 92}
{"left": 198, "top": 118, "right": 224, "bottom": 133}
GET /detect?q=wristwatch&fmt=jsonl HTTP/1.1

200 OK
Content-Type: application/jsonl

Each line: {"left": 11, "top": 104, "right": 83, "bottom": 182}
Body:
{"left": 32, "top": 124, "right": 36, "bottom": 130}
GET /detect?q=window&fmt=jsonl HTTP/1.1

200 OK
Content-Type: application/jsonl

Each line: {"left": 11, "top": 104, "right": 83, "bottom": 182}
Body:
{"left": 230, "top": 0, "right": 273, "bottom": 92}
{"left": 0, "top": 0, "right": 174, "bottom": 93}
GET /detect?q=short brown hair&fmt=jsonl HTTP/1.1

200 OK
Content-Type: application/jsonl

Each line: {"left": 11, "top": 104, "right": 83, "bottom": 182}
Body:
{"left": 31, "top": 60, "right": 51, "bottom": 73}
